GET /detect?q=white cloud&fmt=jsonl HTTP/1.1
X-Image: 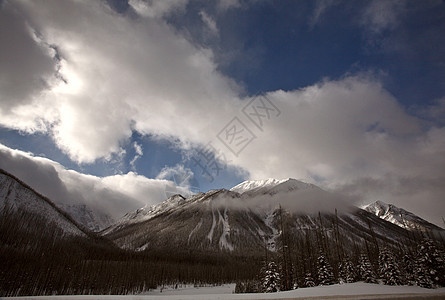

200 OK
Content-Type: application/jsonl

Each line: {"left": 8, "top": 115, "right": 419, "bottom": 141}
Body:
{"left": 421, "top": 97, "right": 445, "bottom": 127}
{"left": 209, "top": 75, "right": 444, "bottom": 226}
{"left": 1, "top": 0, "right": 241, "bottom": 163}
{"left": 134, "top": 142, "right": 143, "bottom": 156}
{"left": 0, "top": 2, "right": 58, "bottom": 132}
{"left": 217, "top": 0, "right": 241, "bottom": 12}
{"left": 0, "top": 0, "right": 444, "bottom": 226}
{"left": 128, "top": 0, "right": 188, "bottom": 18}
{"left": 156, "top": 164, "right": 198, "bottom": 197}
{"left": 308, "top": 0, "right": 336, "bottom": 29}
{"left": 0, "top": 143, "right": 185, "bottom": 220}
{"left": 361, "top": 0, "right": 405, "bottom": 34}
{"left": 130, "top": 142, "right": 143, "bottom": 170}
{"left": 199, "top": 10, "right": 219, "bottom": 37}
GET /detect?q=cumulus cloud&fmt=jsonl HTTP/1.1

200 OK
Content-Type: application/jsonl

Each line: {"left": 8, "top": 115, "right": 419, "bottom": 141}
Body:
{"left": 0, "top": 143, "right": 184, "bottom": 220}
{"left": 227, "top": 75, "right": 422, "bottom": 182}
{"left": 0, "top": 0, "right": 444, "bottom": 226}
{"left": 0, "top": 2, "right": 58, "bottom": 132}
{"left": 209, "top": 76, "right": 444, "bottom": 226}
{"left": 1, "top": 0, "right": 242, "bottom": 163}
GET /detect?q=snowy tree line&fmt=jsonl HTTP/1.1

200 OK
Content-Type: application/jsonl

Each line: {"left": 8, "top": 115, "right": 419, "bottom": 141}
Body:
{"left": 0, "top": 209, "right": 258, "bottom": 296}
{"left": 236, "top": 208, "right": 445, "bottom": 293}
{"left": 1, "top": 204, "right": 444, "bottom": 296}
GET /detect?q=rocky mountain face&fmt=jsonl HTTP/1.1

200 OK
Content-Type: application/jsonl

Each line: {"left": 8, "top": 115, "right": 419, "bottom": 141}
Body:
{"left": 58, "top": 203, "right": 114, "bottom": 232}
{"left": 104, "top": 179, "right": 416, "bottom": 254}
{"left": 2, "top": 171, "right": 444, "bottom": 297}
{"left": 0, "top": 169, "right": 88, "bottom": 237}
{"left": 1, "top": 168, "right": 442, "bottom": 256}
{"left": 364, "top": 200, "right": 443, "bottom": 232}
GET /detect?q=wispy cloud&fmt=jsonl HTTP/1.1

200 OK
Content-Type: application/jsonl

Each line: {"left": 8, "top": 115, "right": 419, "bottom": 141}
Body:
{"left": 129, "top": 142, "right": 143, "bottom": 171}
{"left": 308, "top": 0, "right": 336, "bottom": 29}
{"left": 128, "top": 0, "right": 188, "bottom": 18}
{"left": 361, "top": 0, "right": 405, "bottom": 34}
{"left": 156, "top": 164, "right": 199, "bottom": 197}
{"left": 199, "top": 10, "right": 219, "bottom": 37}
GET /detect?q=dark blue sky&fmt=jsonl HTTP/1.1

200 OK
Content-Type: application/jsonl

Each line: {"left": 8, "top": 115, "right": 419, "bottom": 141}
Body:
{"left": 163, "top": 0, "right": 445, "bottom": 109}
{"left": 137, "top": 0, "right": 445, "bottom": 190}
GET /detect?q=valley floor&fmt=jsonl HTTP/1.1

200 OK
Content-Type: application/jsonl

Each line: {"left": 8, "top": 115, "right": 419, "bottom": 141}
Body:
{"left": 6, "top": 282, "right": 445, "bottom": 300}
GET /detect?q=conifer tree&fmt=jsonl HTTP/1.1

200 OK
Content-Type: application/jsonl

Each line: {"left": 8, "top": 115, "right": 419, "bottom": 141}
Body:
{"left": 304, "top": 273, "right": 316, "bottom": 287}
{"left": 414, "top": 262, "right": 434, "bottom": 288}
{"left": 401, "top": 253, "right": 415, "bottom": 285}
{"left": 317, "top": 252, "right": 335, "bottom": 285}
{"left": 263, "top": 261, "right": 280, "bottom": 293}
{"left": 415, "top": 239, "right": 444, "bottom": 288}
{"left": 338, "top": 256, "right": 356, "bottom": 284}
{"left": 379, "top": 248, "right": 403, "bottom": 285}
{"left": 357, "top": 253, "right": 377, "bottom": 283}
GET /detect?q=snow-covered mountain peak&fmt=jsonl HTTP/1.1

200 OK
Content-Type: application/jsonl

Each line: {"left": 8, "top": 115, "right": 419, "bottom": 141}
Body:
{"left": 364, "top": 200, "right": 390, "bottom": 216}
{"left": 364, "top": 200, "right": 443, "bottom": 231}
{"left": 101, "top": 194, "right": 188, "bottom": 235}
{"left": 230, "top": 178, "right": 287, "bottom": 193}
{"left": 230, "top": 177, "right": 315, "bottom": 195}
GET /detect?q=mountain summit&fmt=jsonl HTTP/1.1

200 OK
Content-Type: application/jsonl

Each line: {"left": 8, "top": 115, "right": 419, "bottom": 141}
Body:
{"left": 230, "top": 178, "right": 316, "bottom": 195}
{"left": 364, "top": 200, "right": 443, "bottom": 232}
{"left": 104, "top": 182, "right": 412, "bottom": 253}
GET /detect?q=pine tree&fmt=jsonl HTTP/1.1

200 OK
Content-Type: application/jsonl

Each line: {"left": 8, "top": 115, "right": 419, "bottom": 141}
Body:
{"left": 317, "top": 252, "right": 335, "bottom": 285}
{"left": 414, "top": 261, "right": 434, "bottom": 289}
{"left": 401, "top": 253, "right": 415, "bottom": 285}
{"left": 338, "top": 256, "right": 356, "bottom": 284}
{"left": 357, "top": 253, "right": 377, "bottom": 283}
{"left": 263, "top": 261, "right": 280, "bottom": 293}
{"left": 304, "top": 273, "right": 316, "bottom": 287}
{"left": 379, "top": 248, "right": 403, "bottom": 285}
{"left": 415, "top": 239, "right": 444, "bottom": 288}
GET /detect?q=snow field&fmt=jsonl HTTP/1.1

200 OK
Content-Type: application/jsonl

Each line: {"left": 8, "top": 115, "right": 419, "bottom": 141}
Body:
{"left": 7, "top": 282, "right": 445, "bottom": 300}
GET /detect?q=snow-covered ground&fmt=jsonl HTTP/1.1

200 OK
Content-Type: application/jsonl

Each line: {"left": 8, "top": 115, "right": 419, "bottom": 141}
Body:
{"left": 7, "top": 282, "right": 445, "bottom": 300}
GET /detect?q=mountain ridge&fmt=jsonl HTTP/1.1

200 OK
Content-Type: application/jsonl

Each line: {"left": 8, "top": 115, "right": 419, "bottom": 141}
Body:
{"left": 364, "top": 200, "right": 443, "bottom": 232}
{"left": 103, "top": 183, "right": 416, "bottom": 253}
{"left": 0, "top": 168, "right": 91, "bottom": 237}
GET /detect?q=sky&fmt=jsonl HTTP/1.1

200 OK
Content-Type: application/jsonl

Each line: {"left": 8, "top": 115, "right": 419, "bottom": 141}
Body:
{"left": 0, "top": 0, "right": 444, "bottom": 225}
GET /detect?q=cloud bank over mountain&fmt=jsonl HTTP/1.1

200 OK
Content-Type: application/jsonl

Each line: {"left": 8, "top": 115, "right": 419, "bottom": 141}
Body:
{"left": 0, "top": 0, "right": 444, "bottom": 226}
{"left": 0, "top": 144, "right": 189, "bottom": 221}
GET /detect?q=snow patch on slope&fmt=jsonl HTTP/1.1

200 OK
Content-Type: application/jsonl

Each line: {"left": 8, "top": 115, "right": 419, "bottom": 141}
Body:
{"left": 188, "top": 218, "right": 203, "bottom": 244}
{"left": 207, "top": 207, "right": 217, "bottom": 243}
{"left": 264, "top": 209, "right": 278, "bottom": 251}
{"left": 218, "top": 207, "right": 233, "bottom": 251}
